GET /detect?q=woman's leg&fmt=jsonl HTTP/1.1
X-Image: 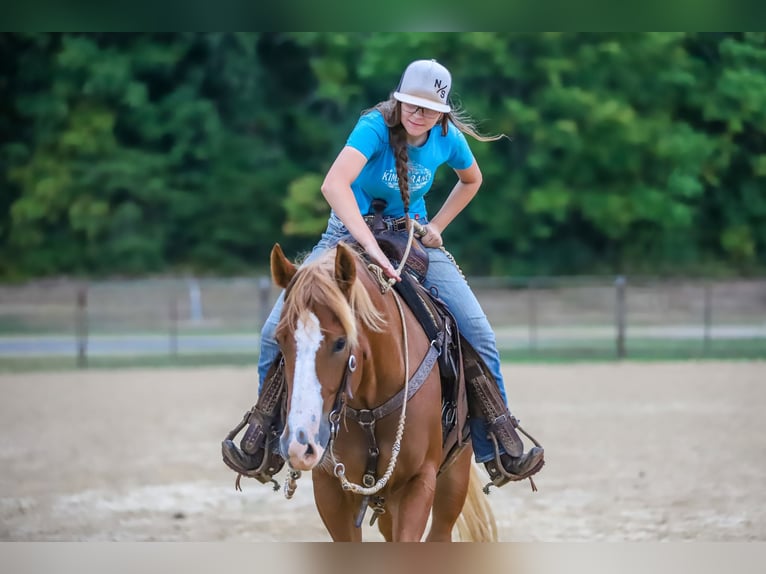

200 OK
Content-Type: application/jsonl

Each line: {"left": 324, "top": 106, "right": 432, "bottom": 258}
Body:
{"left": 423, "top": 247, "right": 543, "bottom": 484}
{"left": 257, "top": 293, "right": 284, "bottom": 390}
{"left": 422, "top": 248, "right": 507, "bottom": 463}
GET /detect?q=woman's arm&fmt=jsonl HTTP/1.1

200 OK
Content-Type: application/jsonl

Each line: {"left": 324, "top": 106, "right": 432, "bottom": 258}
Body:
{"left": 421, "top": 160, "right": 483, "bottom": 248}
{"left": 321, "top": 146, "right": 401, "bottom": 281}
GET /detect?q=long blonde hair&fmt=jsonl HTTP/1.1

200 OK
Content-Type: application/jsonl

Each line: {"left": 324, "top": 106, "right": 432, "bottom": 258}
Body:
{"left": 276, "top": 245, "right": 385, "bottom": 349}
{"left": 364, "top": 98, "right": 504, "bottom": 216}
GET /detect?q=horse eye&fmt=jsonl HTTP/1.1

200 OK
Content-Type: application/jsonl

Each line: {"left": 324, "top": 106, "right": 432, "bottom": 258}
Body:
{"left": 333, "top": 337, "right": 347, "bottom": 353}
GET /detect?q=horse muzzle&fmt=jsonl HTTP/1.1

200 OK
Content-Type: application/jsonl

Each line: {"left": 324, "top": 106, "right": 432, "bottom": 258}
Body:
{"left": 280, "top": 418, "right": 331, "bottom": 471}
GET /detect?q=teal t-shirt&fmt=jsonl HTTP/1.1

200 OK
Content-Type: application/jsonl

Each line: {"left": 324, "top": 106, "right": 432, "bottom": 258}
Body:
{"left": 345, "top": 110, "right": 475, "bottom": 219}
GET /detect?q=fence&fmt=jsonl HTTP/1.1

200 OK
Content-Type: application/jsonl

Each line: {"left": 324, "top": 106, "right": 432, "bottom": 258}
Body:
{"left": 469, "top": 276, "right": 765, "bottom": 360}
{"left": 0, "top": 276, "right": 764, "bottom": 368}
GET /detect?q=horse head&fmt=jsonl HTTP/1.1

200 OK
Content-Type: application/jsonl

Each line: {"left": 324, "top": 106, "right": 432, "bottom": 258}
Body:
{"left": 271, "top": 242, "right": 384, "bottom": 471}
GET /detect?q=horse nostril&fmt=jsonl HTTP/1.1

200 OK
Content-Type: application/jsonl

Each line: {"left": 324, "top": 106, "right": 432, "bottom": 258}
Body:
{"left": 305, "top": 443, "right": 315, "bottom": 457}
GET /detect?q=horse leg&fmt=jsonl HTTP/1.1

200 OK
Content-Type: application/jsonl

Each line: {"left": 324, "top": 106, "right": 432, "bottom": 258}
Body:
{"left": 425, "top": 448, "right": 472, "bottom": 542}
{"left": 312, "top": 472, "right": 362, "bottom": 541}
{"left": 376, "top": 512, "right": 393, "bottom": 541}
{"left": 389, "top": 467, "right": 438, "bottom": 542}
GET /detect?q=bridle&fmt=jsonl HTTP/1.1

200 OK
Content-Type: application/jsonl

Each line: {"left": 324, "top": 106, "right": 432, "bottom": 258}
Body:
{"left": 326, "top": 289, "right": 440, "bottom": 496}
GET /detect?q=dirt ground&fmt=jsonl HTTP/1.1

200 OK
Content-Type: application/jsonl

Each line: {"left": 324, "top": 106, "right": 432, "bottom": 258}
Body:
{"left": 1, "top": 361, "right": 765, "bottom": 542}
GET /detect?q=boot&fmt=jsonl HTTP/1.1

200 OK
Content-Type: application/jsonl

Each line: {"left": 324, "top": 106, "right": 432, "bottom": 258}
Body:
{"left": 221, "top": 411, "right": 280, "bottom": 471}
{"left": 222, "top": 437, "right": 265, "bottom": 473}
{"left": 501, "top": 447, "right": 545, "bottom": 476}
{"left": 221, "top": 355, "right": 286, "bottom": 485}
{"left": 221, "top": 412, "right": 285, "bottom": 485}
{"left": 484, "top": 446, "right": 545, "bottom": 490}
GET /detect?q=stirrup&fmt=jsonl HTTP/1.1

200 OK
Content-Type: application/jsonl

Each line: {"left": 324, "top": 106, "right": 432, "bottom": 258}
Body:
{"left": 482, "top": 427, "right": 545, "bottom": 494}
{"left": 221, "top": 440, "right": 283, "bottom": 491}
{"left": 222, "top": 409, "right": 284, "bottom": 490}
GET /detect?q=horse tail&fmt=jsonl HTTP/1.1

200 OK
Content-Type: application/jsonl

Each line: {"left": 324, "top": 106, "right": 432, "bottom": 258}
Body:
{"left": 455, "top": 463, "right": 498, "bottom": 542}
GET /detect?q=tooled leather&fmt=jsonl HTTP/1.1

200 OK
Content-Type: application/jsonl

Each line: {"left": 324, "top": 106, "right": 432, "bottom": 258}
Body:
{"left": 241, "top": 358, "right": 285, "bottom": 454}
{"left": 462, "top": 341, "right": 524, "bottom": 458}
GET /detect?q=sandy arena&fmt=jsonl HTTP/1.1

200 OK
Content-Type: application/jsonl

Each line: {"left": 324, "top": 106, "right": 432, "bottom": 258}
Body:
{"left": 1, "top": 361, "right": 764, "bottom": 541}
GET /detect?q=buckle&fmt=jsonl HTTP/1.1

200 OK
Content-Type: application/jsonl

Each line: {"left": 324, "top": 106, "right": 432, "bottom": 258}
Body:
{"left": 389, "top": 218, "right": 406, "bottom": 232}
{"left": 364, "top": 215, "right": 409, "bottom": 233}
{"left": 357, "top": 409, "right": 376, "bottom": 426}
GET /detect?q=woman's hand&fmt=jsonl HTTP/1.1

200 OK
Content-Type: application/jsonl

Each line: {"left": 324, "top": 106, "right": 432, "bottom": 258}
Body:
{"left": 371, "top": 250, "right": 402, "bottom": 282}
{"left": 420, "top": 223, "right": 443, "bottom": 248}
{"left": 363, "top": 241, "right": 401, "bottom": 282}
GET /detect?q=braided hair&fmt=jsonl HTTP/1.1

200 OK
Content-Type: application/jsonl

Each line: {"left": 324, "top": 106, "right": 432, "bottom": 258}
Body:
{"left": 372, "top": 99, "right": 413, "bottom": 215}
{"left": 365, "top": 98, "right": 504, "bottom": 216}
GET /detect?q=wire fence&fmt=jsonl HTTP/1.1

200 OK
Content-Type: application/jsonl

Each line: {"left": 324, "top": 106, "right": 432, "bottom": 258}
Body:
{"left": 1, "top": 276, "right": 764, "bottom": 368}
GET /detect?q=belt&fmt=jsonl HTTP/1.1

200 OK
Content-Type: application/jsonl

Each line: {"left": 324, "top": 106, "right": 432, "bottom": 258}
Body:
{"left": 363, "top": 215, "right": 412, "bottom": 233}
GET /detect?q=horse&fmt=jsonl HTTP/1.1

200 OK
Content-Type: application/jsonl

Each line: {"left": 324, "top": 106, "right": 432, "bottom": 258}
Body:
{"left": 270, "top": 241, "right": 496, "bottom": 542}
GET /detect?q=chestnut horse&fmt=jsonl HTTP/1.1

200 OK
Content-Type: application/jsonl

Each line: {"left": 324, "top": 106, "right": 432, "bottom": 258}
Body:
{"left": 270, "top": 241, "right": 496, "bottom": 542}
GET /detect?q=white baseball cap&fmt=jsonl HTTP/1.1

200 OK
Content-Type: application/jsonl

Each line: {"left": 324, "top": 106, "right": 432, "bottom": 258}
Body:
{"left": 393, "top": 59, "right": 452, "bottom": 113}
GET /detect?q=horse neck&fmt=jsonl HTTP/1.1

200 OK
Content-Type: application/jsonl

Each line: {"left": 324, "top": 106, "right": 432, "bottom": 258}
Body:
{"left": 353, "top": 263, "right": 409, "bottom": 407}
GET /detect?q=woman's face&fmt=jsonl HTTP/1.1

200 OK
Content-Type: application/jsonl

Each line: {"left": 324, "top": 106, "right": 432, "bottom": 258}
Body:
{"left": 400, "top": 103, "right": 442, "bottom": 142}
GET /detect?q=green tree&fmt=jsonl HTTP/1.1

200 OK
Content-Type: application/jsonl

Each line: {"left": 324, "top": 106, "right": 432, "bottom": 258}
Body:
{"left": 1, "top": 33, "right": 764, "bottom": 278}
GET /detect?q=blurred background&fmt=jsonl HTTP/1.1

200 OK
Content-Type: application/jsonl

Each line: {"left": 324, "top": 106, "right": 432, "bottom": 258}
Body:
{"left": 1, "top": 32, "right": 764, "bottom": 367}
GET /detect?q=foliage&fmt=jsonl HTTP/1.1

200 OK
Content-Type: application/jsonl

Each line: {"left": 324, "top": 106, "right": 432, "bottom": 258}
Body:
{"left": 1, "top": 33, "right": 765, "bottom": 278}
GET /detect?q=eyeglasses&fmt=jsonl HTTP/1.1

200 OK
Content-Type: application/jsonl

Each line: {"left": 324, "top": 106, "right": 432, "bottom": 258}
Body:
{"left": 401, "top": 103, "right": 442, "bottom": 120}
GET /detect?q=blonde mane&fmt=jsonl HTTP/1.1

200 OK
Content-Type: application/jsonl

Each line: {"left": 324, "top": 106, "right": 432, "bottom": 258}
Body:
{"left": 275, "top": 244, "right": 386, "bottom": 348}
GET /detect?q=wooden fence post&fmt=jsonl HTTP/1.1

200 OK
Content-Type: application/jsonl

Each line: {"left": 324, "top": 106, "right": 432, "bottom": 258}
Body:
{"left": 615, "top": 276, "right": 627, "bottom": 359}
{"left": 528, "top": 278, "right": 538, "bottom": 353}
{"left": 703, "top": 282, "right": 712, "bottom": 355}
{"left": 76, "top": 285, "right": 88, "bottom": 368}
{"left": 258, "top": 277, "right": 271, "bottom": 329}
{"left": 169, "top": 295, "right": 179, "bottom": 357}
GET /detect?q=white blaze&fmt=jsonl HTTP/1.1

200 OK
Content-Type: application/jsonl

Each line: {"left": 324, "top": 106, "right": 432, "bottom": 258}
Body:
{"left": 287, "top": 312, "right": 324, "bottom": 439}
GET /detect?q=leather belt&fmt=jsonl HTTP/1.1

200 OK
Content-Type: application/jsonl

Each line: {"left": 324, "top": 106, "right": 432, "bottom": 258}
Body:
{"left": 363, "top": 215, "right": 411, "bottom": 233}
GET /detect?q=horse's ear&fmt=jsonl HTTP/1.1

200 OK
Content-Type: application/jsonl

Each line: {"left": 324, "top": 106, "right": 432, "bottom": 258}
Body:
{"left": 271, "top": 243, "right": 296, "bottom": 289}
{"left": 334, "top": 243, "right": 357, "bottom": 297}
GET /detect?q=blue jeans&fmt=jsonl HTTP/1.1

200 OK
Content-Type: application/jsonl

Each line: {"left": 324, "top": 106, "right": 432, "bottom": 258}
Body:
{"left": 257, "top": 213, "right": 510, "bottom": 463}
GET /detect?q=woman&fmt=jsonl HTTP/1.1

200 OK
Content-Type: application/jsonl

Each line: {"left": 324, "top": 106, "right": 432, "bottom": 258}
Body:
{"left": 223, "top": 59, "right": 544, "bottom": 488}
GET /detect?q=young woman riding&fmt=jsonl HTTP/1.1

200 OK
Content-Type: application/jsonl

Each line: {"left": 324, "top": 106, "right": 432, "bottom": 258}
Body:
{"left": 222, "top": 59, "right": 544, "bottom": 489}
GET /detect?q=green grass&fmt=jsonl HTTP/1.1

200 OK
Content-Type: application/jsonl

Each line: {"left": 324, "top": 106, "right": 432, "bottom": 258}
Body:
{"left": 0, "top": 353, "right": 259, "bottom": 373}
{"left": 499, "top": 337, "right": 766, "bottom": 363}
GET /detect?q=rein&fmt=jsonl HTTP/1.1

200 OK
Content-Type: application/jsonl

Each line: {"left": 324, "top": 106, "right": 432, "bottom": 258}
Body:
{"left": 366, "top": 217, "right": 425, "bottom": 294}
{"left": 328, "top": 288, "right": 411, "bottom": 496}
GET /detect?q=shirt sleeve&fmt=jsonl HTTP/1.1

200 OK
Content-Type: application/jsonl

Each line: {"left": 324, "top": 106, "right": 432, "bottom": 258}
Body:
{"left": 446, "top": 125, "right": 475, "bottom": 170}
{"left": 345, "top": 111, "right": 387, "bottom": 160}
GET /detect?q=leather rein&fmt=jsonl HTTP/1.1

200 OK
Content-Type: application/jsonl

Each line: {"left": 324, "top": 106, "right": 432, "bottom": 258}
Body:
{"left": 326, "top": 287, "right": 441, "bottom": 497}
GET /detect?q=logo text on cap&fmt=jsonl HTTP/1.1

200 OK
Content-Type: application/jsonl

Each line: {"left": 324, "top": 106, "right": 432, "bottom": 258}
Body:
{"left": 434, "top": 79, "right": 449, "bottom": 99}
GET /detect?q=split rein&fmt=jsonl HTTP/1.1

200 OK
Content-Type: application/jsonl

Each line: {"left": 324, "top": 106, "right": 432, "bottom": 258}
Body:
{"left": 365, "top": 217, "right": 425, "bottom": 293}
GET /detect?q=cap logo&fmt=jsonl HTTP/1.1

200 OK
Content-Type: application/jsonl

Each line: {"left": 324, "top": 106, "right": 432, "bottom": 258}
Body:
{"left": 434, "top": 79, "right": 449, "bottom": 100}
